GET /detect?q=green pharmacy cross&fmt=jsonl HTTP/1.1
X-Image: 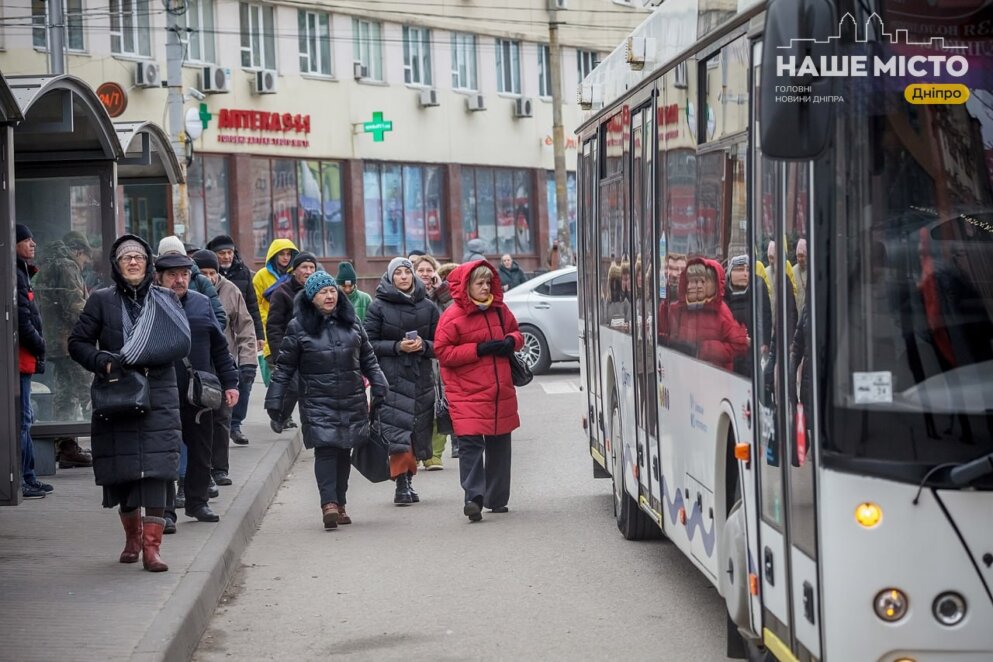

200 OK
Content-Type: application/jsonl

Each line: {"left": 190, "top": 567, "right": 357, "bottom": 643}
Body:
{"left": 362, "top": 112, "right": 393, "bottom": 142}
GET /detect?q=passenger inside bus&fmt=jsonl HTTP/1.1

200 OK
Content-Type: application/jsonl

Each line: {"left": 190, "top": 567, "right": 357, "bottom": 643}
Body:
{"left": 606, "top": 260, "right": 631, "bottom": 331}
{"left": 660, "top": 257, "right": 749, "bottom": 371}
{"left": 725, "top": 254, "right": 772, "bottom": 377}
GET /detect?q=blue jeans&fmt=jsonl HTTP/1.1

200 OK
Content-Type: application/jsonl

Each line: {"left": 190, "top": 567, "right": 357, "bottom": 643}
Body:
{"left": 179, "top": 440, "right": 188, "bottom": 477}
{"left": 20, "top": 374, "right": 36, "bottom": 486}
{"left": 230, "top": 365, "right": 256, "bottom": 431}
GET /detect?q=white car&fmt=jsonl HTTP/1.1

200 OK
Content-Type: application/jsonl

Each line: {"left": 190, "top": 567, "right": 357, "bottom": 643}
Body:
{"left": 502, "top": 267, "right": 578, "bottom": 374}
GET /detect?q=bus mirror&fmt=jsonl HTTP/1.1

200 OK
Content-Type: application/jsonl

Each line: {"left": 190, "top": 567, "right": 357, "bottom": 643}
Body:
{"left": 760, "top": 0, "right": 835, "bottom": 160}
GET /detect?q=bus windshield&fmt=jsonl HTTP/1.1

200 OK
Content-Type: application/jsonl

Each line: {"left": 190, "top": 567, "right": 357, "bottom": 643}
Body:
{"left": 825, "top": 2, "right": 993, "bottom": 473}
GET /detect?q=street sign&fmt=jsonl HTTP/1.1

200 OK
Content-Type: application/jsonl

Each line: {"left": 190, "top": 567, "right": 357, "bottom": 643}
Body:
{"left": 362, "top": 112, "right": 393, "bottom": 142}
{"left": 96, "top": 82, "right": 127, "bottom": 118}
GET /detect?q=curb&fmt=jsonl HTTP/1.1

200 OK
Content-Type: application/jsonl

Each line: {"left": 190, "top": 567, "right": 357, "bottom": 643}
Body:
{"left": 130, "top": 432, "right": 303, "bottom": 662}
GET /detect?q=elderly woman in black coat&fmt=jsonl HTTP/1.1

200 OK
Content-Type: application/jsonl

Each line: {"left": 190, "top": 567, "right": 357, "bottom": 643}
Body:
{"left": 265, "top": 271, "right": 388, "bottom": 529}
{"left": 364, "top": 257, "right": 440, "bottom": 505}
{"left": 68, "top": 235, "right": 183, "bottom": 572}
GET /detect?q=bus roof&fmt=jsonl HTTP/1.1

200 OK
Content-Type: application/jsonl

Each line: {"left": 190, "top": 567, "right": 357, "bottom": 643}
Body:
{"left": 577, "top": 0, "right": 761, "bottom": 127}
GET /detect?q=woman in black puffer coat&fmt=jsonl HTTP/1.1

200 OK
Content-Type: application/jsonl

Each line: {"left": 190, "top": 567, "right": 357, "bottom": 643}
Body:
{"left": 364, "top": 257, "right": 439, "bottom": 506}
{"left": 265, "top": 271, "right": 388, "bottom": 529}
{"left": 68, "top": 234, "right": 183, "bottom": 572}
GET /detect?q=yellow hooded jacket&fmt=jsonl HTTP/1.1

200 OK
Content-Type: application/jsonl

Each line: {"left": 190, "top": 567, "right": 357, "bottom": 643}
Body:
{"left": 252, "top": 238, "right": 299, "bottom": 356}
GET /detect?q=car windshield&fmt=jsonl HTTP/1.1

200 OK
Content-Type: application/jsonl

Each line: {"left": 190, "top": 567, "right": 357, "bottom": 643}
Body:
{"left": 825, "top": 2, "right": 993, "bottom": 474}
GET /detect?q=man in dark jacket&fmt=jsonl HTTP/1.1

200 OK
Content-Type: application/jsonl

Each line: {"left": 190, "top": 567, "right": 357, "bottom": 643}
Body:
{"left": 498, "top": 254, "right": 527, "bottom": 291}
{"left": 15, "top": 224, "right": 51, "bottom": 500}
{"left": 266, "top": 252, "right": 317, "bottom": 430}
{"left": 207, "top": 234, "right": 262, "bottom": 445}
{"left": 158, "top": 236, "right": 227, "bottom": 331}
{"left": 156, "top": 253, "right": 239, "bottom": 524}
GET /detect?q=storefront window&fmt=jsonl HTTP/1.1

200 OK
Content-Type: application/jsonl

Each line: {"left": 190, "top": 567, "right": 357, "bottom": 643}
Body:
{"left": 123, "top": 184, "right": 170, "bottom": 250}
{"left": 546, "top": 171, "right": 578, "bottom": 252}
{"left": 185, "top": 154, "right": 231, "bottom": 249}
{"left": 251, "top": 157, "right": 272, "bottom": 257}
{"left": 364, "top": 162, "right": 448, "bottom": 257}
{"left": 296, "top": 160, "right": 346, "bottom": 257}
{"left": 272, "top": 159, "right": 299, "bottom": 251}
{"left": 321, "top": 162, "right": 345, "bottom": 256}
{"left": 462, "top": 166, "right": 532, "bottom": 254}
{"left": 16, "top": 176, "right": 105, "bottom": 425}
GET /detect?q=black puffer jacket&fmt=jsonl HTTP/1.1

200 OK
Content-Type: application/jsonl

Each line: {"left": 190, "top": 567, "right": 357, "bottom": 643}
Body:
{"left": 364, "top": 276, "right": 440, "bottom": 459}
{"left": 16, "top": 257, "right": 45, "bottom": 374}
{"left": 207, "top": 237, "right": 264, "bottom": 340}
{"left": 68, "top": 234, "right": 182, "bottom": 486}
{"left": 265, "top": 276, "right": 304, "bottom": 362}
{"left": 265, "top": 291, "right": 388, "bottom": 450}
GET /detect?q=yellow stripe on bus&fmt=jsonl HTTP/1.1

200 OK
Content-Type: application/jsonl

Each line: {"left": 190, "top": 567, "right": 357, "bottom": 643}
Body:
{"left": 591, "top": 447, "right": 606, "bottom": 466}
{"left": 763, "top": 628, "right": 800, "bottom": 662}
{"left": 638, "top": 495, "right": 663, "bottom": 525}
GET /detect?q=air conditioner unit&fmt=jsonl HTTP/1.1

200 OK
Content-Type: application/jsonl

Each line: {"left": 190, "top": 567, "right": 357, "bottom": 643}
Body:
{"left": 513, "top": 97, "right": 533, "bottom": 118}
{"left": 465, "top": 94, "right": 486, "bottom": 112}
{"left": 253, "top": 69, "right": 277, "bottom": 95}
{"left": 577, "top": 84, "right": 592, "bottom": 110}
{"left": 134, "top": 61, "right": 161, "bottom": 88}
{"left": 418, "top": 88, "right": 439, "bottom": 108}
{"left": 625, "top": 36, "right": 656, "bottom": 71}
{"left": 201, "top": 65, "right": 232, "bottom": 94}
{"left": 353, "top": 62, "right": 368, "bottom": 80}
{"left": 549, "top": 0, "right": 567, "bottom": 8}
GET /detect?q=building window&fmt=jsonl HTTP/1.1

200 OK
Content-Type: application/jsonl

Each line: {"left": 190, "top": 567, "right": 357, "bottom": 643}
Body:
{"left": 495, "top": 39, "right": 521, "bottom": 95}
{"left": 187, "top": 154, "right": 231, "bottom": 249}
{"left": 538, "top": 44, "right": 553, "bottom": 98}
{"left": 240, "top": 2, "right": 276, "bottom": 70}
{"left": 250, "top": 157, "right": 345, "bottom": 258}
{"left": 353, "top": 18, "right": 383, "bottom": 81}
{"left": 461, "top": 166, "right": 532, "bottom": 255}
{"left": 545, "top": 171, "right": 577, "bottom": 252}
{"left": 110, "top": 0, "right": 151, "bottom": 57}
{"left": 403, "top": 26, "right": 432, "bottom": 86}
{"left": 451, "top": 32, "right": 477, "bottom": 91}
{"left": 33, "top": 0, "right": 86, "bottom": 52}
{"left": 364, "top": 163, "right": 446, "bottom": 257}
{"left": 298, "top": 10, "right": 332, "bottom": 76}
{"left": 180, "top": 0, "right": 216, "bottom": 64}
{"left": 577, "top": 49, "right": 598, "bottom": 81}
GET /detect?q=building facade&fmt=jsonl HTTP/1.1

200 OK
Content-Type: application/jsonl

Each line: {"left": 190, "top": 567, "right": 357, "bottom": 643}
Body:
{"left": 0, "top": 0, "right": 649, "bottom": 282}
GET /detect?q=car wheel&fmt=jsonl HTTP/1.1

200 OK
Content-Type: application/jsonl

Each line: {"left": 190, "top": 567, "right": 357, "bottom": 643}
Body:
{"left": 517, "top": 324, "right": 552, "bottom": 375}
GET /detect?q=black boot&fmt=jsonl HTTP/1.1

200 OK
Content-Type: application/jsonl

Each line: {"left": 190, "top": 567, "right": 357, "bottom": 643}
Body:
{"left": 407, "top": 471, "right": 420, "bottom": 503}
{"left": 175, "top": 478, "right": 186, "bottom": 509}
{"left": 394, "top": 474, "right": 412, "bottom": 506}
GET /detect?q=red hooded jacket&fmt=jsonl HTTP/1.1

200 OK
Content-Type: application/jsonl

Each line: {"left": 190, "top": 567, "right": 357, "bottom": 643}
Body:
{"left": 662, "top": 257, "right": 749, "bottom": 371}
{"left": 434, "top": 260, "right": 524, "bottom": 437}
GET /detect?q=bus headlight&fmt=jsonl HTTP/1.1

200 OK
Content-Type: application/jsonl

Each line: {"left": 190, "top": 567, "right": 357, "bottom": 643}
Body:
{"left": 933, "top": 592, "right": 966, "bottom": 626}
{"left": 874, "top": 588, "right": 909, "bottom": 622}
{"left": 855, "top": 502, "right": 882, "bottom": 528}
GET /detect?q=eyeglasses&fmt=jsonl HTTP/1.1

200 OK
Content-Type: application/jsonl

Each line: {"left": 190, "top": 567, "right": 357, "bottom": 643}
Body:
{"left": 118, "top": 254, "right": 148, "bottom": 264}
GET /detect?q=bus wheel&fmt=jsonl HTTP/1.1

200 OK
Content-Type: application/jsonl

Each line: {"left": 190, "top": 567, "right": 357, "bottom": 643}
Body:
{"left": 518, "top": 324, "right": 551, "bottom": 375}
{"left": 610, "top": 401, "right": 658, "bottom": 541}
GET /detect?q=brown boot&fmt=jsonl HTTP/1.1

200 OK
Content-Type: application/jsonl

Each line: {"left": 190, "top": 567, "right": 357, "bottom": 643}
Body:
{"left": 56, "top": 438, "right": 92, "bottom": 468}
{"left": 141, "top": 516, "right": 169, "bottom": 572}
{"left": 337, "top": 505, "right": 352, "bottom": 525}
{"left": 119, "top": 509, "right": 142, "bottom": 564}
{"left": 321, "top": 502, "right": 339, "bottom": 529}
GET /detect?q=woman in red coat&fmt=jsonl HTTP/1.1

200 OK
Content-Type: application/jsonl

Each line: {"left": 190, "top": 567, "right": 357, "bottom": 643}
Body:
{"left": 435, "top": 260, "right": 523, "bottom": 522}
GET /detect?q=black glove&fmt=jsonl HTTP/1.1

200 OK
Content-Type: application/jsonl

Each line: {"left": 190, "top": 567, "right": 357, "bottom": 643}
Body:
{"left": 239, "top": 364, "right": 257, "bottom": 386}
{"left": 476, "top": 340, "right": 504, "bottom": 357}
{"left": 97, "top": 352, "right": 121, "bottom": 375}
{"left": 494, "top": 337, "right": 516, "bottom": 357}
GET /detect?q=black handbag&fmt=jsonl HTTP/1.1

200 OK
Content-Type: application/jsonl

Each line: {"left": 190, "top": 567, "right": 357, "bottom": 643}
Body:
{"left": 184, "top": 358, "right": 223, "bottom": 422}
{"left": 351, "top": 412, "right": 391, "bottom": 483}
{"left": 496, "top": 308, "right": 533, "bottom": 387}
{"left": 433, "top": 376, "right": 454, "bottom": 435}
{"left": 91, "top": 357, "right": 150, "bottom": 421}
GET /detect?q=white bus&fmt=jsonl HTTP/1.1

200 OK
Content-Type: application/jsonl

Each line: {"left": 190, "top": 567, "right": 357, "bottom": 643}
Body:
{"left": 576, "top": 1, "right": 993, "bottom": 660}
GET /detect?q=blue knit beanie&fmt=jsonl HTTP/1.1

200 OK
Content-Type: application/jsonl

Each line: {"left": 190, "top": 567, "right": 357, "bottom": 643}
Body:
{"left": 305, "top": 271, "right": 337, "bottom": 301}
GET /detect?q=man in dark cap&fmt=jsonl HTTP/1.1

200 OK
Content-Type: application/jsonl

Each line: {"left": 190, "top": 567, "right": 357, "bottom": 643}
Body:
{"left": 156, "top": 251, "right": 239, "bottom": 525}
{"left": 15, "top": 224, "right": 51, "bottom": 499}
{"left": 206, "top": 234, "right": 263, "bottom": 445}
{"left": 336, "top": 261, "right": 371, "bottom": 322}
{"left": 265, "top": 251, "right": 317, "bottom": 431}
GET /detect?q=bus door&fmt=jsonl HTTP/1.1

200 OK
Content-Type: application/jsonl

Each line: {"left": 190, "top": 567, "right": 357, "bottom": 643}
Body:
{"left": 580, "top": 136, "right": 605, "bottom": 459}
{"left": 753, "top": 40, "right": 822, "bottom": 657}
{"left": 630, "top": 104, "right": 661, "bottom": 518}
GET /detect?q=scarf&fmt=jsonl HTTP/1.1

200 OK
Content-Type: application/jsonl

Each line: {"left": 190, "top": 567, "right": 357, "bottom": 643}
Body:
{"left": 472, "top": 294, "right": 494, "bottom": 311}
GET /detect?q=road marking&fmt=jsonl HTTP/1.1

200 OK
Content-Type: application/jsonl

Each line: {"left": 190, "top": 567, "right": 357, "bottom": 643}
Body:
{"left": 541, "top": 381, "right": 580, "bottom": 394}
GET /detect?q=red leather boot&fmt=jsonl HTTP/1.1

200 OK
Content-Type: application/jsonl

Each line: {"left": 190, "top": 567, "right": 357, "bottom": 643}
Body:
{"left": 141, "top": 516, "right": 169, "bottom": 572}
{"left": 119, "top": 509, "right": 142, "bottom": 564}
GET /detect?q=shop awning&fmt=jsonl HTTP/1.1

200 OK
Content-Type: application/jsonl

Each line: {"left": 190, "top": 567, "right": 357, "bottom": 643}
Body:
{"left": 115, "top": 121, "right": 184, "bottom": 185}
{"left": 0, "top": 74, "right": 23, "bottom": 125}
{"left": 7, "top": 74, "right": 122, "bottom": 162}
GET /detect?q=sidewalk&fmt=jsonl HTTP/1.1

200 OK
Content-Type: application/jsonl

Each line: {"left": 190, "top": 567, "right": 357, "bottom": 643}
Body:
{"left": 0, "top": 393, "right": 302, "bottom": 662}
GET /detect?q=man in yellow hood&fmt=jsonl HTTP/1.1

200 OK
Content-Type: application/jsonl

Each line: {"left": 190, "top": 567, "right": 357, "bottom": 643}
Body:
{"left": 252, "top": 238, "right": 299, "bottom": 358}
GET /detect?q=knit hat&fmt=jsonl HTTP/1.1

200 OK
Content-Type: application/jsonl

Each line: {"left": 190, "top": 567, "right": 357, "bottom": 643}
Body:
{"left": 305, "top": 271, "right": 337, "bottom": 301}
{"left": 63, "top": 231, "right": 92, "bottom": 255}
{"left": 15, "top": 224, "right": 32, "bottom": 243}
{"left": 157, "top": 235, "right": 186, "bottom": 256}
{"left": 206, "top": 234, "right": 237, "bottom": 252}
{"left": 192, "top": 249, "right": 219, "bottom": 272}
{"left": 291, "top": 251, "right": 318, "bottom": 271}
{"left": 387, "top": 257, "right": 414, "bottom": 281}
{"left": 115, "top": 239, "right": 146, "bottom": 262}
{"left": 336, "top": 261, "right": 357, "bottom": 285}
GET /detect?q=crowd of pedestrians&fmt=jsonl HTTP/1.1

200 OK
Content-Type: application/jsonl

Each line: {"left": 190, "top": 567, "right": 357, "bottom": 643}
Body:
{"left": 15, "top": 222, "right": 528, "bottom": 570}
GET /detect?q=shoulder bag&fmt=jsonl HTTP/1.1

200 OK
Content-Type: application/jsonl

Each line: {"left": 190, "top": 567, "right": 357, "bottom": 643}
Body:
{"left": 434, "top": 378, "right": 454, "bottom": 435}
{"left": 496, "top": 307, "right": 533, "bottom": 387}
{"left": 352, "top": 411, "right": 391, "bottom": 483}
{"left": 183, "top": 358, "right": 223, "bottom": 422}
{"left": 91, "top": 353, "right": 150, "bottom": 420}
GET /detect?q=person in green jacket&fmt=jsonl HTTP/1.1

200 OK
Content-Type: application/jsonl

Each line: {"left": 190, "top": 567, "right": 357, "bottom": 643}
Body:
{"left": 336, "top": 262, "right": 371, "bottom": 322}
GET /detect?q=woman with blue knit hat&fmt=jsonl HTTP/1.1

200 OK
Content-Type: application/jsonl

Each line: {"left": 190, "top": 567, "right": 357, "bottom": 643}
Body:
{"left": 265, "top": 271, "right": 388, "bottom": 529}
{"left": 364, "top": 257, "right": 440, "bottom": 505}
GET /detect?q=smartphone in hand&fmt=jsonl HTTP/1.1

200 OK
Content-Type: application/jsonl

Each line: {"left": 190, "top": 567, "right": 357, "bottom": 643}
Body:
{"left": 405, "top": 330, "right": 419, "bottom": 341}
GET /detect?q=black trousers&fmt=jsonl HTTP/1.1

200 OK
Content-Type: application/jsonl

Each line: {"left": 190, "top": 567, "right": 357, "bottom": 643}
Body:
{"left": 458, "top": 434, "right": 512, "bottom": 510}
{"left": 314, "top": 447, "right": 351, "bottom": 506}
{"left": 181, "top": 404, "right": 213, "bottom": 511}
{"left": 211, "top": 401, "right": 231, "bottom": 474}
